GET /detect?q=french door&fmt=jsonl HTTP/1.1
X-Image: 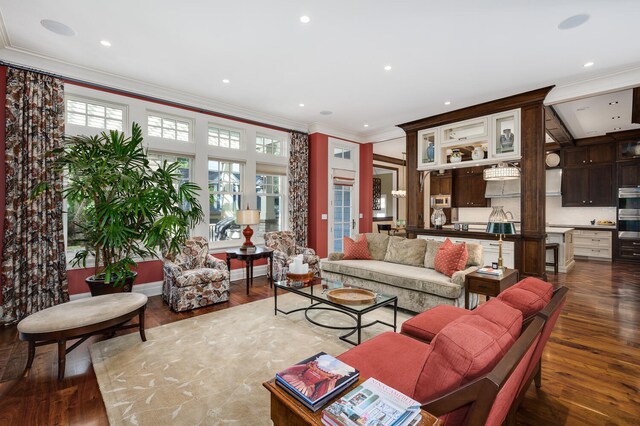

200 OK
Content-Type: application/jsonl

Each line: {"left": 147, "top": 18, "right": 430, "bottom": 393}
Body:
{"left": 328, "top": 138, "right": 359, "bottom": 253}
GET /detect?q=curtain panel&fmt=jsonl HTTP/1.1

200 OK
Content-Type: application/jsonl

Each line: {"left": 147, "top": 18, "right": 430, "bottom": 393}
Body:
{"left": 1, "top": 67, "right": 68, "bottom": 324}
{"left": 287, "top": 131, "right": 309, "bottom": 247}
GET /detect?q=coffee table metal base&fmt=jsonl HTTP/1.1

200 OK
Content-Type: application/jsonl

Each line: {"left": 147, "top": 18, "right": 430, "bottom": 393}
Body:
{"left": 274, "top": 285, "right": 397, "bottom": 346}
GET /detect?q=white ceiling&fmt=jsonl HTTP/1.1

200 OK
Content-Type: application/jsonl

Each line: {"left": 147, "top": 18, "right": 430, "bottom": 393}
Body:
{"left": 1, "top": 1, "right": 639, "bottom": 140}
{"left": 554, "top": 89, "right": 640, "bottom": 139}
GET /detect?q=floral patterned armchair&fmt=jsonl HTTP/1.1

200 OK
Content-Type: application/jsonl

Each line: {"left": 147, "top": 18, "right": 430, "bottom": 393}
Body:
{"left": 264, "top": 231, "right": 320, "bottom": 280}
{"left": 162, "top": 236, "right": 230, "bottom": 312}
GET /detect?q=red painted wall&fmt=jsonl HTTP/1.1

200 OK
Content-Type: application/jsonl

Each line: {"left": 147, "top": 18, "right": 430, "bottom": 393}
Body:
{"left": 308, "top": 133, "right": 329, "bottom": 258}
{"left": 359, "top": 143, "right": 374, "bottom": 233}
{"left": 67, "top": 261, "right": 164, "bottom": 295}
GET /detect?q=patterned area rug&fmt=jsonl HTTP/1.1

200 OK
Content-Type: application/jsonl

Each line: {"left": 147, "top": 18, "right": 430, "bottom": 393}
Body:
{"left": 90, "top": 293, "right": 411, "bottom": 425}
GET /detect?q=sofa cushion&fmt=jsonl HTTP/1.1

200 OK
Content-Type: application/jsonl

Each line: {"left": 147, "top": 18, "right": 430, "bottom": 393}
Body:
{"left": 384, "top": 236, "right": 427, "bottom": 267}
{"left": 343, "top": 234, "right": 372, "bottom": 260}
{"left": 466, "top": 242, "right": 483, "bottom": 267}
{"left": 424, "top": 240, "right": 443, "bottom": 269}
{"left": 401, "top": 305, "right": 470, "bottom": 342}
{"left": 413, "top": 303, "right": 522, "bottom": 403}
{"left": 321, "top": 259, "right": 463, "bottom": 299}
{"left": 363, "top": 232, "right": 390, "bottom": 261}
{"left": 434, "top": 239, "right": 468, "bottom": 277}
{"left": 496, "top": 277, "right": 553, "bottom": 318}
{"left": 175, "top": 268, "right": 226, "bottom": 288}
{"left": 337, "top": 331, "right": 431, "bottom": 398}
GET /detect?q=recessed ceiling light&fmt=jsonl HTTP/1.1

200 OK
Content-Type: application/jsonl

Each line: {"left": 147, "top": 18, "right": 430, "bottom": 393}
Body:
{"left": 612, "top": 116, "right": 621, "bottom": 119}
{"left": 558, "top": 14, "right": 590, "bottom": 30}
{"left": 613, "top": 127, "right": 622, "bottom": 131}
{"left": 299, "top": 103, "right": 305, "bottom": 107}
{"left": 222, "top": 79, "right": 230, "bottom": 84}
{"left": 363, "top": 124, "right": 369, "bottom": 128}
{"left": 300, "top": 15, "right": 310, "bottom": 23}
{"left": 384, "top": 65, "right": 392, "bottom": 71}
{"left": 319, "top": 110, "right": 333, "bottom": 115}
{"left": 608, "top": 101, "right": 619, "bottom": 105}
{"left": 583, "top": 61, "right": 594, "bottom": 68}
{"left": 100, "top": 40, "right": 111, "bottom": 47}
{"left": 444, "top": 101, "right": 451, "bottom": 105}
{"left": 40, "top": 19, "right": 75, "bottom": 36}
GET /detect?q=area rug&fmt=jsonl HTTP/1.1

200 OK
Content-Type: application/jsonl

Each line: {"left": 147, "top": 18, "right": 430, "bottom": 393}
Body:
{"left": 90, "top": 293, "right": 411, "bottom": 425}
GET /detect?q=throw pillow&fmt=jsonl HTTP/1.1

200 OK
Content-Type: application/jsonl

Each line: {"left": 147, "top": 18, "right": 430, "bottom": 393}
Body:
{"left": 465, "top": 242, "right": 483, "bottom": 267}
{"left": 384, "top": 236, "right": 427, "bottom": 267}
{"left": 424, "top": 240, "right": 443, "bottom": 269}
{"left": 343, "top": 235, "right": 373, "bottom": 260}
{"left": 363, "top": 233, "right": 391, "bottom": 261}
{"left": 434, "top": 239, "right": 468, "bottom": 277}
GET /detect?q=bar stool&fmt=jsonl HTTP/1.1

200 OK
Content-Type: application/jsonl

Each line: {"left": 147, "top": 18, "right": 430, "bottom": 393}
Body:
{"left": 545, "top": 243, "right": 559, "bottom": 274}
{"left": 377, "top": 224, "right": 392, "bottom": 235}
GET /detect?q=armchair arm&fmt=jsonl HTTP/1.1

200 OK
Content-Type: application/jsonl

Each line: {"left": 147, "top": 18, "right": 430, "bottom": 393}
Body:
{"left": 295, "top": 245, "right": 317, "bottom": 256}
{"left": 451, "top": 266, "right": 479, "bottom": 287}
{"left": 163, "top": 260, "right": 184, "bottom": 286}
{"left": 204, "top": 254, "right": 228, "bottom": 272}
{"left": 327, "top": 252, "right": 344, "bottom": 261}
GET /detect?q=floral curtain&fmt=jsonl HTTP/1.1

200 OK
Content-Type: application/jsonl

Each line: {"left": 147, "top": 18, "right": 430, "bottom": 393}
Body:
{"left": 1, "top": 67, "right": 68, "bottom": 325}
{"left": 288, "top": 131, "right": 309, "bottom": 247}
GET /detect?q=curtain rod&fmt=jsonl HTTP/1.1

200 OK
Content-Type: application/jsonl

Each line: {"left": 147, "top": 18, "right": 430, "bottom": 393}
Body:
{"left": 0, "top": 60, "right": 307, "bottom": 135}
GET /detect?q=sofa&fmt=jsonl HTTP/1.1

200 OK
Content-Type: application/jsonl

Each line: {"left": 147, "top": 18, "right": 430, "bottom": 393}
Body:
{"left": 336, "top": 277, "right": 565, "bottom": 426}
{"left": 321, "top": 233, "right": 483, "bottom": 312}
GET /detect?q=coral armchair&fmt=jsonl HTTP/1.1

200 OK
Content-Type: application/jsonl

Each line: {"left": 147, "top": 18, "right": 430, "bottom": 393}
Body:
{"left": 264, "top": 231, "right": 320, "bottom": 279}
{"left": 162, "top": 236, "right": 230, "bottom": 312}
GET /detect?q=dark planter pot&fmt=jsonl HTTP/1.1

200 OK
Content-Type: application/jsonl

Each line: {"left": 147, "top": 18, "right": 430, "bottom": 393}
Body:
{"left": 85, "top": 272, "right": 137, "bottom": 297}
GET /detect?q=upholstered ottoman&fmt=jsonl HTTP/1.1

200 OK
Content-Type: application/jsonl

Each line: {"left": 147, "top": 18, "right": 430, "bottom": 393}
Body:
{"left": 18, "top": 293, "right": 148, "bottom": 380}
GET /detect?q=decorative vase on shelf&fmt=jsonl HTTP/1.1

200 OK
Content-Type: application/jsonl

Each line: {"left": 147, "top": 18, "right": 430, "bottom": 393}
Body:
{"left": 426, "top": 142, "right": 435, "bottom": 162}
{"left": 431, "top": 208, "right": 447, "bottom": 229}
{"left": 472, "top": 146, "right": 484, "bottom": 161}
{"left": 449, "top": 149, "right": 462, "bottom": 163}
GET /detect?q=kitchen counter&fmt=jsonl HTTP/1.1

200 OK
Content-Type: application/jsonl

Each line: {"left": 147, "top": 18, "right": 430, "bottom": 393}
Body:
{"left": 442, "top": 224, "right": 574, "bottom": 234}
{"left": 547, "top": 223, "right": 616, "bottom": 230}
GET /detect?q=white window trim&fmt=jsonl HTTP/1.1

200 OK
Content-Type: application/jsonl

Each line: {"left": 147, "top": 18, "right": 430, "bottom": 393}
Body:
{"left": 208, "top": 122, "right": 245, "bottom": 151}
{"left": 256, "top": 132, "right": 288, "bottom": 157}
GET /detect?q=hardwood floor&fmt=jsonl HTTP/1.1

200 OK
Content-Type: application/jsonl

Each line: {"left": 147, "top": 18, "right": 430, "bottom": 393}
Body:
{"left": 0, "top": 260, "right": 638, "bottom": 425}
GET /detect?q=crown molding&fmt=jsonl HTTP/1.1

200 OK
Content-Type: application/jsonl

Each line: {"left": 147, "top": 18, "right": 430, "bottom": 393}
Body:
{"left": 364, "top": 127, "right": 406, "bottom": 143}
{"left": 0, "top": 9, "right": 10, "bottom": 49}
{"left": 0, "top": 46, "right": 309, "bottom": 133}
{"left": 545, "top": 64, "right": 640, "bottom": 105}
{"left": 308, "top": 122, "right": 364, "bottom": 143}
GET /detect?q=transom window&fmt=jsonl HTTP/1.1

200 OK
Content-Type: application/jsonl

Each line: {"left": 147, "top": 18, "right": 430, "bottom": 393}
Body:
{"left": 147, "top": 114, "right": 191, "bottom": 141}
{"left": 208, "top": 125, "right": 241, "bottom": 149}
{"left": 66, "top": 98, "right": 124, "bottom": 131}
{"left": 208, "top": 160, "right": 243, "bottom": 242}
{"left": 256, "top": 135, "right": 283, "bottom": 156}
{"left": 333, "top": 147, "right": 352, "bottom": 159}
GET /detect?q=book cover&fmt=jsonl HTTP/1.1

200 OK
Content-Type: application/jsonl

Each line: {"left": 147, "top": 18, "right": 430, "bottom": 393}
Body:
{"left": 322, "top": 378, "right": 420, "bottom": 426}
{"left": 477, "top": 267, "right": 503, "bottom": 276}
{"left": 276, "top": 352, "right": 359, "bottom": 405}
{"left": 280, "top": 374, "right": 359, "bottom": 412}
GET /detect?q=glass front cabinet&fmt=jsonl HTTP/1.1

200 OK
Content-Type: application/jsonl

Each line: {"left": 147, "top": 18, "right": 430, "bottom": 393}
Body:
{"left": 417, "top": 109, "right": 521, "bottom": 171}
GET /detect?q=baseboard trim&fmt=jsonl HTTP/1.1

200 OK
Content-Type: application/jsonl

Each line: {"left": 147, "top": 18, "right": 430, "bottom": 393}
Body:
{"left": 68, "top": 266, "right": 267, "bottom": 301}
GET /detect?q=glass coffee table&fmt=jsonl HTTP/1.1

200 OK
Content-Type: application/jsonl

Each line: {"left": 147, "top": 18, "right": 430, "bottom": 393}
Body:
{"left": 274, "top": 278, "right": 398, "bottom": 345}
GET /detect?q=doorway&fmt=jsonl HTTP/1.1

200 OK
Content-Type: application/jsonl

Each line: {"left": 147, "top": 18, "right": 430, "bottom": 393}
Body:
{"left": 328, "top": 138, "right": 359, "bottom": 253}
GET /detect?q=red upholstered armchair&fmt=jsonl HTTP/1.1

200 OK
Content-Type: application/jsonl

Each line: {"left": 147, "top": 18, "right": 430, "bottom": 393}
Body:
{"left": 264, "top": 231, "right": 320, "bottom": 279}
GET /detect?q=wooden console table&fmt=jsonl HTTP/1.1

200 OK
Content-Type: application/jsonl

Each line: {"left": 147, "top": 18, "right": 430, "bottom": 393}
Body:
{"left": 263, "top": 378, "right": 442, "bottom": 426}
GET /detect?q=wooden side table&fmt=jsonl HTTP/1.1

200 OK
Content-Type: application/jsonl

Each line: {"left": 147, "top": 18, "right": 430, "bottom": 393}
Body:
{"left": 465, "top": 268, "right": 520, "bottom": 309}
{"left": 226, "top": 247, "right": 273, "bottom": 295}
{"left": 263, "top": 378, "right": 442, "bottom": 426}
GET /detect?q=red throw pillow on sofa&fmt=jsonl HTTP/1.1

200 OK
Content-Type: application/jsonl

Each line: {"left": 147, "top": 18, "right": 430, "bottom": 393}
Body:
{"left": 343, "top": 235, "right": 372, "bottom": 260}
{"left": 434, "top": 238, "right": 468, "bottom": 277}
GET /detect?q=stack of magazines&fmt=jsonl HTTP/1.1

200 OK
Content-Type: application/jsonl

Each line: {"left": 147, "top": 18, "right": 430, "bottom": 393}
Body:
{"left": 477, "top": 266, "right": 503, "bottom": 276}
{"left": 275, "top": 352, "right": 360, "bottom": 412}
{"left": 322, "top": 378, "right": 422, "bottom": 426}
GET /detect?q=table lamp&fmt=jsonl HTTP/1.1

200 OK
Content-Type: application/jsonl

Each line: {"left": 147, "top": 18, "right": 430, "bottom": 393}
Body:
{"left": 486, "top": 221, "right": 516, "bottom": 270}
{"left": 236, "top": 205, "right": 260, "bottom": 251}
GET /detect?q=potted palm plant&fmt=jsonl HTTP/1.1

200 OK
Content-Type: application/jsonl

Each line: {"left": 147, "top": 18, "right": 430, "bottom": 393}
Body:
{"left": 37, "top": 122, "right": 204, "bottom": 296}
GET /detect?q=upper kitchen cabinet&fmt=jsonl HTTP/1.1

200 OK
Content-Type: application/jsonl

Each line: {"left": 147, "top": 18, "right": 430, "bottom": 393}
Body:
{"left": 618, "top": 161, "right": 640, "bottom": 188}
{"left": 453, "top": 166, "right": 488, "bottom": 207}
{"left": 563, "top": 144, "right": 614, "bottom": 166}
{"left": 618, "top": 140, "right": 640, "bottom": 161}
{"left": 416, "top": 109, "right": 521, "bottom": 171}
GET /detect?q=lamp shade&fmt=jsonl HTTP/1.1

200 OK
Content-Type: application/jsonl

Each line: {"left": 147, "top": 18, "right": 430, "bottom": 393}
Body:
{"left": 486, "top": 222, "right": 517, "bottom": 235}
{"left": 236, "top": 209, "right": 260, "bottom": 226}
{"left": 483, "top": 162, "right": 520, "bottom": 181}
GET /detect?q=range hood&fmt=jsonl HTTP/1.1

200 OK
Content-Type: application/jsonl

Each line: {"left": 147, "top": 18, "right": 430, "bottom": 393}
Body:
{"left": 484, "top": 170, "right": 562, "bottom": 198}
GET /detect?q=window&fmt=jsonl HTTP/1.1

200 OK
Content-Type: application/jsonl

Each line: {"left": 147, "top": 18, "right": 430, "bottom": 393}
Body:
{"left": 208, "top": 160, "right": 243, "bottom": 242}
{"left": 333, "top": 147, "right": 352, "bottom": 159}
{"left": 65, "top": 197, "right": 85, "bottom": 254}
{"left": 256, "top": 174, "right": 284, "bottom": 238}
{"left": 256, "top": 135, "right": 283, "bottom": 156}
{"left": 66, "top": 98, "right": 124, "bottom": 131}
{"left": 208, "top": 125, "right": 241, "bottom": 149}
{"left": 147, "top": 114, "right": 191, "bottom": 141}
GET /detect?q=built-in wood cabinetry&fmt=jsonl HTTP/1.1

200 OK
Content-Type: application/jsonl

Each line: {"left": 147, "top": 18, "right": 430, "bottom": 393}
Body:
{"left": 429, "top": 171, "right": 452, "bottom": 223}
{"left": 452, "top": 166, "right": 488, "bottom": 207}
{"left": 561, "top": 144, "right": 615, "bottom": 207}
{"left": 618, "top": 161, "right": 640, "bottom": 188}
